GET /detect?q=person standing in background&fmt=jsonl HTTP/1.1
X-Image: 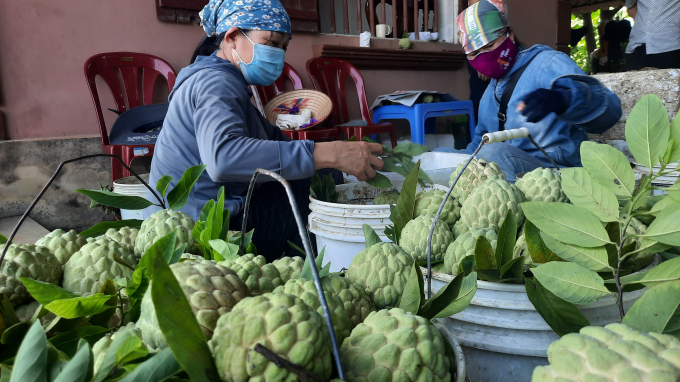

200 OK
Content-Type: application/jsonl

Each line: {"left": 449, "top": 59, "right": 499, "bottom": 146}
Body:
{"left": 624, "top": 0, "right": 680, "bottom": 70}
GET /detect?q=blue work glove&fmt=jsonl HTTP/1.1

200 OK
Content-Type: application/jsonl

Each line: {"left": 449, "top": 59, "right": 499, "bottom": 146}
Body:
{"left": 519, "top": 87, "right": 571, "bottom": 123}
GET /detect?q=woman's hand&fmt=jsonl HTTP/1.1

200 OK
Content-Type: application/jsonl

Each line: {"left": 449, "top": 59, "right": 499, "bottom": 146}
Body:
{"left": 314, "top": 141, "right": 384, "bottom": 181}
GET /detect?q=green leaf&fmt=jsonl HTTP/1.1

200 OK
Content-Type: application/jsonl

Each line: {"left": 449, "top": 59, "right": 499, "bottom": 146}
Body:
{"left": 580, "top": 141, "right": 635, "bottom": 197}
{"left": 475, "top": 269, "right": 502, "bottom": 282}
{"left": 560, "top": 168, "right": 619, "bottom": 222}
{"left": 155, "top": 175, "right": 173, "bottom": 201}
{"left": 0, "top": 294, "right": 20, "bottom": 331}
{"left": 495, "top": 210, "right": 517, "bottom": 267}
{"left": 399, "top": 261, "right": 423, "bottom": 314}
{"left": 0, "top": 234, "right": 7, "bottom": 245}
{"left": 363, "top": 224, "right": 382, "bottom": 248}
{"left": 521, "top": 202, "right": 612, "bottom": 247}
{"left": 166, "top": 165, "right": 207, "bottom": 210}
{"left": 93, "top": 328, "right": 142, "bottom": 382}
{"left": 10, "top": 321, "right": 46, "bottom": 382}
{"left": 635, "top": 256, "right": 680, "bottom": 287}
{"left": 625, "top": 94, "right": 671, "bottom": 169}
{"left": 458, "top": 255, "right": 475, "bottom": 276}
{"left": 18, "top": 279, "right": 78, "bottom": 305}
{"left": 500, "top": 256, "right": 525, "bottom": 280}
{"left": 198, "top": 201, "right": 215, "bottom": 223}
{"left": 365, "top": 173, "right": 393, "bottom": 189}
{"left": 622, "top": 280, "right": 680, "bottom": 336}
{"left": 541, "top": 233, "right": 611, "bottom": 272}
{"left": 117, "top": 348, "right": 181, "bottom": 382}
{"left": 0, "top": 322, "right": 31, "bottom": 363}
{"left": 525, "top": 278, "right": 590, "bottom": 337}
{"left": 52, "top": 339, "right": 92, "bottom": 382}
{"left": 474, "top": 236, "right": 497, "bottom": 269}
{"left": 604, "top": 272, "right": 647, "bottom": 293}
{"left": 669, "top": 114, "right": 680, "bottom": 163}
{"left": 625, "top": 174, "right": 652, "bottom": 213}
{"left": 392, "top": 143, "right": 428, "bottom": 156}
{"left": 525, "top": 220, "right": 561, "bottom": 264}
{"left": 116, "top": 337, "right": 149, "bottom": 365}
{"left": 1, "top": 365, "right": 12, "bottom": 382}
{"left": 641, "top": 204, "right": 680, "bottom": 246}
{"left": 76, "top": 189, "right": 154, "bottom": 210}
{"left": 169, "top": 243, "right": 186, "bottom": 265}
{"left": 667, "top": 177, "right": 680, "bottom": 203}
{"left": 419, "top": 271, "right": 463, "bottom": 319}
{"left": 432, "top": 272, "right": 477, "bottom": 318}
{"left": 43, "top": 295, "right": 113, "bottom": 319}
{"left": 391, "top": 161, "right": 421, "bottom": 244}
{"left": 151, "top": 250, "right": 218, "bottom": 382}
{"left": 531, "top": 262, "right": 611, "bottom": 305}
{"left": 48, "top": 327, "right": 109, "bottom": 359}
{"left": 208, "top": 239, "right": 239, "bottom": 262}
{"left": 649, "top": 196, "right": 679, "bottom": 216}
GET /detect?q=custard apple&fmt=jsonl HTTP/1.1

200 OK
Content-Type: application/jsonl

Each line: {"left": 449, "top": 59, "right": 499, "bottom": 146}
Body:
{"left": 453, "top": 220, "right": 469, "bottom": 238}
{"left": 135, "top": 209, "right": 197, "bottom": 257}
{"left": 532, "top": 323, "right": 680, "bottom": 382}
{"left": 136, "top": 260, "right": 248, "bottom": 350}
{"left": 414, "top": 189, "right": 461, "bottom": 227}
{"left": 211, "top": 293, "right": 332, "bottom": 382}
{"left": 62, "top": 239, "right": 137, "bottom": 295}
{"left": 346, "top": 243, "right": 413, "bottom": 309}
{"left": 400, "top": 214, "right": 454, "bottom": 263}
{"left": 271, "top": 256, "right": 304, "bottom": 283}
{"left": 340, "top": 308, "right": 451, "bottom": 382}
{"left": 35, "top": 229, "right": 88, "bottom": 266}
{"left": 274, "top": 275, "right": 353, "bottom": 341}
{"left": 321, "top": 275, "right": 375, "bottom": 327}
{"left": 218, "top": 253, "right": 283, "bottom": 295}
{"left": 444, "top": 228, "right": 498, "bottom": 275}
{"left": 374, "top": 190, "right": 400, "bottom": 205}
{"left": 180, "top": 253, "right": 205, "bottom": 261}
{"left": 516, "top": 168, "right": 568, "bottom": 203}
{"left": 101, "top": 227, "right": 138, "bottom": 253}
{"left": 449, "top": 159, "right": 505, "bottom": 201}
{"left": 513, "top": 233, "right": 533, "bottom": 265}
{"left": 0, "top": 244, "right": 62, "bottom": 306}
{"left": 460, "top": 179, "right": 526, "bottom": 231}
{"left": 92, "top": 323, "right": 145, "bottom": 375}
{"left": 399, "top": 37, "right": 412, "bottom": 50}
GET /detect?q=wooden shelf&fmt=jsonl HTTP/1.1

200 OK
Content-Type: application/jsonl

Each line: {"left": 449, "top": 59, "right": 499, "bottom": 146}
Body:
{"left": 313, "top": 45, "right": 466, "bottom": 71}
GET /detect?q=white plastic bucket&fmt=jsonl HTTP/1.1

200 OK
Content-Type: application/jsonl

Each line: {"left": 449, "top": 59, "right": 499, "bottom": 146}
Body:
{"left": 423, "top": 255, "right": 660, "bottom": 382}
{"left": 112, "top": 174, "right": 150, "bottom": 220}
{"left": 344, "top": 152, "right": 471, "bottom": 186}
{"left": 309, "top": 181, "right": 447, "bottom": 272}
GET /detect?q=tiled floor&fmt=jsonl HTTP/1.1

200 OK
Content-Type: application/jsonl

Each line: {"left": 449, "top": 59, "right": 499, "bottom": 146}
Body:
{"left": 0, "top": 216, "right": 50, "bottom": 244}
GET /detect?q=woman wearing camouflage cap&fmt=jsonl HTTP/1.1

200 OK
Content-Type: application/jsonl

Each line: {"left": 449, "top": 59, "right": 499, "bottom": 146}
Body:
{"left": 438, "top": 0, "right": 622, "bottom": 181}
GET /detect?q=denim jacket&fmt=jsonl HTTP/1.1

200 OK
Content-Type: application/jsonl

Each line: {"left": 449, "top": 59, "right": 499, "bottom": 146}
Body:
{"left": 466, "top": 45, "right": 622, "bottom": 167}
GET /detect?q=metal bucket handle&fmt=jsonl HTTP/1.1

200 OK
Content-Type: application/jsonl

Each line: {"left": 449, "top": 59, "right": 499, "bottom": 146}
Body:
{"left": 240, "top": 168, "right": 345, "bottom": 380}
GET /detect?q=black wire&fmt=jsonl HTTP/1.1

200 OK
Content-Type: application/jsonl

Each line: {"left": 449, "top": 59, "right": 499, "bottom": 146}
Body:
{"left": 0, "top": 154, "right": 164, "bottom": 265}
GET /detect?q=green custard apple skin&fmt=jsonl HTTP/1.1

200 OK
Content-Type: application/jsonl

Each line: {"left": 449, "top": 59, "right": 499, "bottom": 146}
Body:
{"left": 35, "top": 229, "right": 88, "bottom": 266}
{"left": 532, "top": 323, "right": 680, "bottom": 382}
{"left": 400, "top": 214, "right": 454, "bottom": 263}
{"left": 460, "top": 179, "right": 526, "bottom": 231}
{"left": 399, "top": 38, "right": 412, "bottom": 50}
{"left": 211, "top": 293, "right": 332, "bottom": 382}
{"left": 134, "top": 209, "right": 197, "bottom": 257}
{"left": 513, "top": 233, "right": 533, "bottom": 265}
{"left": 516, "top": 168, "right": 568, "bottom": 203}
{"left": 346, "top": 242, "right": 414, "bottom": 309}
{"left": 0, "top": 244, "right": 62, "bottom": 306}
{"left": 102, "top": 227, "right": 138, "bottom": 254}
{"left": 321, "top": 275, "right": 375, "bottom": 328}
{"left": 218, "top": 254, "right": 283, "bottom": 295}
{"left": 444, "top": 228, "right": 498, "bottom": 275}
{"left": 62, "top": 239, "right": 137, "bottom": 295}
{"left": 449, "top": 159, "right": 505, "bottom": 201}
{"left": 452, "top": 220, "right": 469, "bottom": 239}
{"left": 273, "top": 275, "right": 353, "bottom": 341}
{"left": 271, "top": 256, "right": 304, "bottom": 283}
{"left": 92, "top": 323, "right": 145, "bottom": 375}
{"left": 136, "top": 260, "right": 249, "bottom": 350}
{"left": 374, "top": 190, "right": 400, "bottom": 205}
{"left": 340, "top": 308, "right": 451, "bottom": 382}
{"left": 414, "top": 190, "right": 462, "bottom": 227}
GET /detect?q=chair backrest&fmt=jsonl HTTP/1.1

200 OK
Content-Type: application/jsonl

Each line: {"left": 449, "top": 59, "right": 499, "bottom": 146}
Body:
{"left": 306, "top": 57, "right": 373, "bottom": 126}
{"left": 84, "top": 52, "right": 177, "bottom": 146}
{"left": 254, "top": 62, "right": 304, "bottom": 105}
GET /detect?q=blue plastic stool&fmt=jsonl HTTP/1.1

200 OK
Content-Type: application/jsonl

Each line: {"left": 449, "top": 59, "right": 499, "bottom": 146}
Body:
{"left": 371, "top": 100, "right": 476, "bottom": 146}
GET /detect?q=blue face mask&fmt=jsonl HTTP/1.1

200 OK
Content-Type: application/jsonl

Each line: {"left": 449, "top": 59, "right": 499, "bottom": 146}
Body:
{"left": 234, "top": 31, "right": 286, "bottom": 86}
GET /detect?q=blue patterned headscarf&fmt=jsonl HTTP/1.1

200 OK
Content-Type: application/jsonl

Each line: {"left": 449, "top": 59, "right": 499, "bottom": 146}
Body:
{"left": 199, "top": 0, "right": 292, "bottom": 37}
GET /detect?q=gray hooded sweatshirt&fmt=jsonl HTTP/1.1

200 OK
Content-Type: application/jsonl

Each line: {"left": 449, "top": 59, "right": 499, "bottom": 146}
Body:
{"left": 144, "top": 55, "right": 315, "bottom": 220}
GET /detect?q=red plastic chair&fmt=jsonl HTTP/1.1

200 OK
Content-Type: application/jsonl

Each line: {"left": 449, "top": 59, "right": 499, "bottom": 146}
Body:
{"left": 306, "top": 58, "right": 397, "bottom": 147}
{"left": 84, "top": 52, "right": 177, "bottom": 182}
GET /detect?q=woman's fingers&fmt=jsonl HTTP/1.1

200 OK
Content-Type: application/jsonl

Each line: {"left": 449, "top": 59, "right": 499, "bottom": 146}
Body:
{"left": 366, "top": 142, "right": 384, "bottom": 155}
{"left": 369, "top": 154, "right": 384, "bottom": 171}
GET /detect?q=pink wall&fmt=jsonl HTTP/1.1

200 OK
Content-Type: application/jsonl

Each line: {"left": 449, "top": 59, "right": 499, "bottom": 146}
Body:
{"left": 0, "top": 0, "right": 470, "bottom": 140}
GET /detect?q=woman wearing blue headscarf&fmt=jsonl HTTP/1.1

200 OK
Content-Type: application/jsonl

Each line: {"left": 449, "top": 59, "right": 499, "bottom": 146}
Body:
{"left": 146, "top": 0, "right": 384, "bottom": 260}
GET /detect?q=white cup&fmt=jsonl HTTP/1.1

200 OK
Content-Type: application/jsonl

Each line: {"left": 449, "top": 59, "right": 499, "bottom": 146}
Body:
{"left": 376, "top": 24, "right": 392, "bottom": 38}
